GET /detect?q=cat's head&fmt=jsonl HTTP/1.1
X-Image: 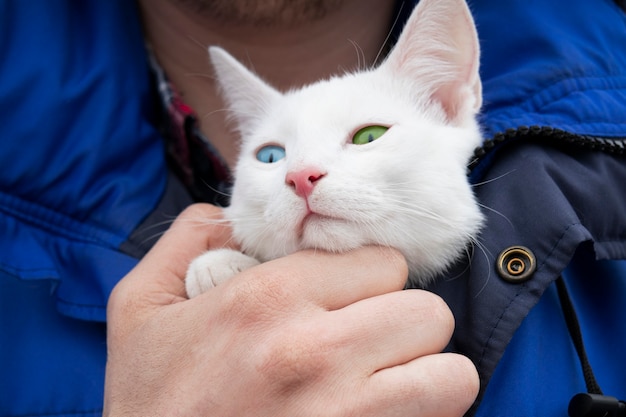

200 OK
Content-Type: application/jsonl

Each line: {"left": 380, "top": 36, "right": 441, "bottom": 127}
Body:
{"left": 210, "top": 0, "right": 484, "bottom": 286}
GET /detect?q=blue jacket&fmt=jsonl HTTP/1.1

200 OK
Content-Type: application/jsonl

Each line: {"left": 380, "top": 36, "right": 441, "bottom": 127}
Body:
{"left": 1, "top": 1, "right": 625, "bottom": 416}
{"left": 0, "top": 2, "right": 185, "bottom": 416}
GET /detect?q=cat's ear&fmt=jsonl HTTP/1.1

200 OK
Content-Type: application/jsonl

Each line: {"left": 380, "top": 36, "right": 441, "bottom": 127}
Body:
{"left": 209, "top": 46, "right": 282, "bottom": 137}
{"left": 380, "top": 0, "right": 481, "bottom": 126}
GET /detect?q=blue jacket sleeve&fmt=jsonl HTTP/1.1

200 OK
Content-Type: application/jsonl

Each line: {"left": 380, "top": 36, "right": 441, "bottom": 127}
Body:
{"left": 0, "top": 1, "right": 169, "bottom": 415}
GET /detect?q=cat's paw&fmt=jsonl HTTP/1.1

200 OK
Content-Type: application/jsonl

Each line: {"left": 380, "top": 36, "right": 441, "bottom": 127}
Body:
{"left": 185, "top": 248, "right": 261, "bottom": 298}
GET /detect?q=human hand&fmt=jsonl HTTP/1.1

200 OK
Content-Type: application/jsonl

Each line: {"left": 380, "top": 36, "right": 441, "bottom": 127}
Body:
{"left": 103, "top": 203, "right": 479, "bottom": 417}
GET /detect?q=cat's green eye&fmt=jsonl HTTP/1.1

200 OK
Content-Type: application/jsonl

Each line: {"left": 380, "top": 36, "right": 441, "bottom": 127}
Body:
{"left": 352, "top": 125, "right": 389, "bottom": 145}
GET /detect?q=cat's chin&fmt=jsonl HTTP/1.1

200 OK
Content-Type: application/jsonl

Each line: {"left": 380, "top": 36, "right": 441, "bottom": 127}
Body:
{"left": 298, "top": 214, "right": 364, "bottom": 253}
{"left": 298, "top": 213, "right": 337, "bottom": 236}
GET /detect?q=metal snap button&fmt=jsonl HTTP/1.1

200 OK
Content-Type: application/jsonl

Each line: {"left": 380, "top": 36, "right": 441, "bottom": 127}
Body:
{"left": 496, "top": 246, "right": 536, "bottom": 283}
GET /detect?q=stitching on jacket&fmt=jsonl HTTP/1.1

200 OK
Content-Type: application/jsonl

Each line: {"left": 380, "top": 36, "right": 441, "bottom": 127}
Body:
{"left": 0, "top": 191, "right": 125, "bottom": 248}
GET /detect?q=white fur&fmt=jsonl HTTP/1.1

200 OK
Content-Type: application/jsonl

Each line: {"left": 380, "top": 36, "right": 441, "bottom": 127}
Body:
{"left": 186, "top": 0, "right": 484, "bottom": 296}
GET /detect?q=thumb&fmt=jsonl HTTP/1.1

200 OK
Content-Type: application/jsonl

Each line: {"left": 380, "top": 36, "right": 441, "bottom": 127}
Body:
{"left": 107, "top": 204, "right": 233, "bottom": 332}
{"left": 139, "top": 203, "right": 233, "bottom": 298}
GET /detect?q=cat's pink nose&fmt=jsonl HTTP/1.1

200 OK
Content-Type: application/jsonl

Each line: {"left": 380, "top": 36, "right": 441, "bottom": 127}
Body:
{"left": 285, "top": 168, "right": 325, "bottom": 198}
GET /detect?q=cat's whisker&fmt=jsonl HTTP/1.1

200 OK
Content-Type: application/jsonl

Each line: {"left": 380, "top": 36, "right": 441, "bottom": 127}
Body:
{"left": 368, "top": 219, "right": 420, "bottom": 250}
{"left": 373, "top": 1, "right": 405, "bottom": 66}
{"left": 381, "top": 199, "right": 449, "bottom": 223}
{"left": 200, "top": 107, "right": 232, "bottom": 121}
{"left": 126, "top": 216, "right": 181, "bottom": 248}
{"left": 173, "top": 216, "right": 233, "bottom": 235}
{"left": 197, "top": 178, "right": 233, "bottom": 199}
{"left": 347, "top": 38, "right": 365, "bottom": 71}
{"left": 186, "top": 72, "right": 217, "bottom": 81}
{"left": 136, "top": 230, "right": 170, "bottom": 249}
{"left": 469, "top": 236, "right": 493, "bottom": 298}
{"left": 442, "top": 245, "right": 474, "bottom": 284}
{"left": 471, "top": 169, "right": 516, "bottom": 188}
{"left": 357, "top": 218, "right": 390, "bottom": 248}
{"left": 220, "top": 234, "right": 242, "bottom": 251}
{"left": 477, "top": 202, "right": 513, "bottom": 228}
{"left": 187, "top": 34, "right": 208, "bottom": 52}
{"left": 130, "top": 215, "right": 230, "bottom": 253}
{"left": 474, "top": 233, "right": 496, "bottom": 261}
{"left": 139, "top": 216, "right": 179, "bottom": 231}
{"left": 148, "top": 233, "right": 169, "bottom": 246}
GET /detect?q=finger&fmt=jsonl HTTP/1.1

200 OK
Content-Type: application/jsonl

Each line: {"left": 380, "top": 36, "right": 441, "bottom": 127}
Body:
{"left": 111, "top": 203, "right": 233, "bottom": 309}
{"left": 238, "top": 246, "right": 409, "bottom": 311}
{"left": 365, "top": 353, "right": 479, "bottom": 417}
{"left": 141, "top": 203, "right": 234, "bottom": 279}
{"left": 328, "top": 290, "right": 454, "bottom": 372}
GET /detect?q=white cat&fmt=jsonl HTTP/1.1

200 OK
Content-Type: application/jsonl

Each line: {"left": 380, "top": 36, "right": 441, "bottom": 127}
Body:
{"left": 186, "top": 0, "right": 484, "bottom": 297}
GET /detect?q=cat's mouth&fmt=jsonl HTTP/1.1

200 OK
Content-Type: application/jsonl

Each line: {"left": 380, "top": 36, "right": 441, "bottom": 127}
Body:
{"left": 296, "top": 211, "right": 348, "bottom": 242}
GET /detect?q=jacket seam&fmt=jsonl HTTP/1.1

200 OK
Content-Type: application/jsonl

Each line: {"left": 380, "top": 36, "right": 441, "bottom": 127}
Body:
{"left": 0, "top": 191, "right": 125, "bottom": 248}
{"left": 486, "top": 74, "right": 626, "bottom": 122}
{"left": 0, "top": 262, "right": 58, "bottom": 280}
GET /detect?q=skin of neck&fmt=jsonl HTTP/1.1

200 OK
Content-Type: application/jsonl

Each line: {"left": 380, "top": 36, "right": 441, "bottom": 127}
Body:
{"left": 138, "top": 0, "right": 397, "bottom": 167}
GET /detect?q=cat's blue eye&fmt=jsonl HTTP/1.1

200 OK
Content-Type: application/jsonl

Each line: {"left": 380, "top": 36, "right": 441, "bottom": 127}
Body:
{"left": 256, "top": 145, "right": 286, "bottom": 163}
{"left": 352, "top": 125, "right": 389, "bottom": 145}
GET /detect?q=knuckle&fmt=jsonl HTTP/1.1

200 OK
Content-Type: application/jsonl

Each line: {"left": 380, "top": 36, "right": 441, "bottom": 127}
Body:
{"left": 452, "top": 354, "right": 480, "bottom": 402}
{"left": 369, "top": 246, "right": 409, "bottom": 286}
{"left": 254, "top": 324, "right": 330, "bottom": 395}
{"left": 218, "top": 265, "right": 296, "bottom": 321}
{"left": 213, "top": 280, "right": 260, "bottom": 323}
{"left": 384, "top": 247, "right": 410, "bottom": 278}
{"left": 421, "top": 291, "right": 455, "bottom": 336}
{"left": 429, "top": 353, "right": 480, "bottom": 410}
{"left": 105, "top": 279, "right": 141, "bottom": 345}
{"left": 107, "top": 279, "right": 132, "bottom": 319}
